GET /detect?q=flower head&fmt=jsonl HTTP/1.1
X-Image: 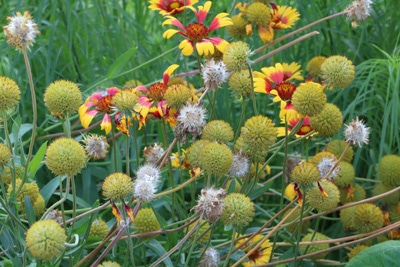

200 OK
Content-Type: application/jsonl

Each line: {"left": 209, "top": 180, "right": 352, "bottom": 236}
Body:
{"left": 99, "top": 261, "right": 121, "bottom": 267}
{"left": 79, "top": 87, "right": 119, "bottom": 134}
{"left": 235, "top": 234, "right": 272, "bottom": 266}
{"left": 44, "top": 80, "right": 82, "bottom": 118}
{"left": 102, "top": 172, "right": 133, "bottom": 200}
{"left": 82, "top": 134, "right": 109, "bottom": 160}
{"left": 149, "top": 0, "right": 198, "bottom": 15}
{"left": 320, "top": 55, "right": 355, "bottom": 89}
{"left": 291, "top": 161, "right": 320, "bottom": 186}
{"left": 201, "top": 59, "right": 230, "bottom": 90}
{"left": 325, "top": 139, "right": 354, "bottom": 163}
{"left": 174, "top": 102, "right": 207, "bottom": 142}
{"left": 26, "top": 220, "right": 67, "bottom": 261}
{"left": 0, "top": 144, "right": 12, "bottom": 166}
{"left": 277, "top": 116, "right": 314, "bottom": 137}
{"left": 291, "top": 82, "right": 327, "bottom": 117}
{"left": 89, "top": 219, "right": 109, "bottom": 238}
{"left": 228, "top": 69, "right": 253, "bottom": 98}
{"left": 270, "top": 6, "right": 300, "bottom": 29}
{"left": 379, "top": 154, "right": 400, "bottom": 186}
{"left": 221, "top": 193, "right": 255, "bottom": 227}
{"left": 200, "top": 247, "right": 220, "bottom": 267}
{"left": 353, "top": 203, "right": 384, "bottom": 233}
{"left": 136, "top": 163, "right": 161, "bottom": 186}
{"left": 345, "top": 0, "right": 373, "bottom": 26}
{"left": 134, "top": 208, "right": 161, "bottom": 238}
{"left": 300, "top": 232, "right": 330, "bottom": 260}
{"left": 198, "top": 142, "right": 233, "bottom": 177}
{"left": 3, "top": 11, "right": 40, "bottom": 49}
{"left": 344, "top": 117, "right": 370, "bottom": 147}
{"left": 201, "top": 120, "right": 234, "bottom": 143}
{"left": 162, "top": 1, "right": 233, "bottom": 56}
{"left": 0, "top": 76, "right": 20, "bottom": 112}
{"left": 229, "top": 151, "right": 250, "bottom": 178}
{"left": 193, "top": 187, "right": 226, "bottom": 222}
{"left": 307, "top": 180, "right": 340, "bottom": 212}
{"left": 310, "top": 103, "right": 343, "bottom": 137}
{"left": 143, "top": 143, "right": 165, "bottom": 165}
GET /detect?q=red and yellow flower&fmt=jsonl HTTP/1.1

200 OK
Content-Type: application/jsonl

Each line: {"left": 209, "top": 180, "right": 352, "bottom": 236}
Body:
{"left": 162, "top": 1, "right": 233, "bottom": 56}
{"left": 148, "top": 0, "right": 198, "bottom": 15}
{"left": 254, "top": 62, "right": 303, "bottom": 121}
{"left": 235, "top": 234, "right": 273, "bottom": 266}
{"left": 277, "top": 116, "right": 314, "bottom": 138}
{"left": 270, "top": 6, "right": 300, "bottom": 30}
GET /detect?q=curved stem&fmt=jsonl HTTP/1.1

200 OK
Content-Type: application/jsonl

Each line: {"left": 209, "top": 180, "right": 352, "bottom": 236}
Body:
{"left": 41, "top": 176, "right": 70, "bottom": 220}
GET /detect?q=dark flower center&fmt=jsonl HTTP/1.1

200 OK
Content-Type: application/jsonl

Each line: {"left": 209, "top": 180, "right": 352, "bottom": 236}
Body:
{"left": 186, "top": 23, "right": 209, "bottom": 42}
{"left": 147, "top": 82, "right": 168, "bottom": 101}
{"left": 167, "top": 1, "right": 184, "bottom": 14}
{"left": 276, "top": 82, "right": 296, "bottom": 101}
{"left": 96, "top": 95, "right": 113, "bottom": 113}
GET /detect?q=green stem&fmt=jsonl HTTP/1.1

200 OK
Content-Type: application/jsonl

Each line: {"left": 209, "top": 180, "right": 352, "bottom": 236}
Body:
{"left": 222, "top": 227, "right": 237, "bottom": 267}
{"left": 111, "top": 127, "right": 118, "bottom": 172}
{"left": 234, "top": 100, "right": 246, "bottom": 140}
{"left": 132, "top": 119, "right": 140, "bottom": 169}
{"left": 64, "top": 112, "right": 72, "bottom": 138}
{"left": 22, "top": 47, "right": 37, "bottom": 182}
{"left": 71, "top": 176, "right": 77, "bottom": 223}
{"left": 247, "top": 64, "right": 258, "bottom": 116}
{"left": 125, "top": 114, "right": 131, "bottom": 175}
{"left": 162, "top": 119, "right": 175, "bottom": 221}
{"left": 41, "top": 176, "right": 70, "bottom": 220}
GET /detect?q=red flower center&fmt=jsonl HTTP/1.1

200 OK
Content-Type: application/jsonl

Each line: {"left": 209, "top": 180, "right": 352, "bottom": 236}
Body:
{"left": 276, "top": 82, "right": 296, "bottom": 101}
{"left": 167, "top": 1, "right": 184, "bottom": 14}
{"left": 185, "top": 23, "right": 209, "bottom": 42}
{"left": 147, "top": 82, "right": 168, "bottom": 101}
{"left": 248, "top": 248, "right": 261, "bottom": 262}
{"left": 96, "top": 95, "right": 113, "bottom": 113}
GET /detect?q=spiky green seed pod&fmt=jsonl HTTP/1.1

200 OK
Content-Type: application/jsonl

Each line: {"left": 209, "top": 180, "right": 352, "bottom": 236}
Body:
{"left": 348, "top": 245, "right": 369, "bottom": 260}
{"left": 300, "top": 232, "right": 330, "bottom": 260}
{"left": 201, "top": 120, "right": 234, "bottom": 143}
{"left": 325, "top": 139, "right": 353, "bottom": 163}
{"left": 340, "top": 206, "right": 357, "bottom": 231}
{"left": 223, "top": 41, "right": 252, "bottom": 72}
{"left": 372, "top": 183, "right": 400, "bottom": 206}
{"left": 188, "top": 220, "right": 211, "bottom": 244}
{"left": 164, "top": 84, "right": 193, "bottom": 109}
{"left": 228, "top": 70, "right": 253, "bottom": 98}
{"left": 221, "top": 193, "right": 255, "bottom": 227}
{"left": 379, "top": 154, "right": 400, "bottom": 186}
{"left": 134, "top": 208, "right": 161, "bottom": 239}
{"left": 321, "top": 55, "right": 355, "bottom": 90}
{"left": 246, "top": 2, "right": 271, "bottom": 25}
{"left": 292, "top": 82, "right": 327, "bottom": 117}
{"left": 240, "top": 115, "right": 277, "bottom": 162}
{"left": 334, "top": 161, "right": 355, "bottom": 188}
{"left": 310, "top": 103, "right": 343, "bottom": 137}
{"left": 46, "top": 138, "right": 86, "bottom": 177}
{"left": 0, "top": 76, "right": 20, "bottom": 111}
{"left": 102, "top": 172, "right": 133, "bottom": 200}
{"left": 306, "top": 56, "right": 327, "bottom": 77}
{"left": 186, "top": 139, "right": 211, "bottom": 167}
{"left": 44, "top": 80, "right": 82, "bottom": 117}
{"left": 339, "top": 183, "right": 366, "bottom": 204}
{"left": 0, "top": 144, "right": 12, "bottom": 166}
{"left": 7, "top": 178, "right": 41, "bottom": 213}
{"left": 89, "top": 219, "right": 109, "bottom": 238}
{"left": 198, "top": 142, "right": 233, "bottom": 177}
{"left": 26, "top": 220, "right": 67, "bottom": 261}
{"left": 111, "top": 89, "right": 139, "bottom": 112}
{"left": 353, "top": 203, "right": 384, "bottom": 233}
{"left": 226, "top": 15, "right": 247, "bottom": 39}
{"left": 283, "top": 208, "right": 310, "bottom": 234}
{"left": 307, "top": 181, "right": 340, "bottom": 212}
{"left": 290, "top": 162, "right": 321, "bottom": 186}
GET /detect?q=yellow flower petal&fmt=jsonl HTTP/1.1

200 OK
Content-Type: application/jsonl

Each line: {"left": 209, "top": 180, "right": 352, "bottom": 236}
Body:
{"left": 179, "top": 39, "right": 194, "bottom": 56}
{"left": 163, "top": 29, "right": 179, "bottom": 39}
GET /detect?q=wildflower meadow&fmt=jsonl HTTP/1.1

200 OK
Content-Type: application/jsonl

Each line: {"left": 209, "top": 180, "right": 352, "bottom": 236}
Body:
{"left": 1, "top": 0, "right": 400, "bottom": 266}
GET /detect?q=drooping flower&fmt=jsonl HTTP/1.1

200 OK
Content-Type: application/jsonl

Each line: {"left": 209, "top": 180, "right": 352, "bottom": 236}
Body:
{"left": 162, "top": 1, "right": 233, "bottom": 56}
{"left": 149, "top": 0, "right": 198, "bottom": 16}
{"left": 235, "top": 234, "right": 272, "bottom": 266}
{"left": 79, "top": 87, "right": 119, "bottom": 135}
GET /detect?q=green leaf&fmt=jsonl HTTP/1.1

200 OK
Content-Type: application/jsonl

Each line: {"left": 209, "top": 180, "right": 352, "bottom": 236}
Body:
{"left": 24, "top": 196, "right": 36, "bottom": 226}
{"left": 40, "top": 176, "right": 66, "bottom": 203}
{"left": 347, "top": 240, "right": 400, "bottom": 267}
{"left": 145, "top": 239, "right": 174, "bottom": 267}
{"left": 28, "top": 141, "right": 47, "bottom": 179}
{"left": 106, "top": 47, "right": 137, "bottom": 79}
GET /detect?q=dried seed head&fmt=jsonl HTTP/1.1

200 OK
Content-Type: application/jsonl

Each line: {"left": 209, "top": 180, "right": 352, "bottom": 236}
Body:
{"left": 344, "top": 117, "right": 370, "bottom": 147}
{"left": 193, "top": 187, "right": 226, "bottom": 223}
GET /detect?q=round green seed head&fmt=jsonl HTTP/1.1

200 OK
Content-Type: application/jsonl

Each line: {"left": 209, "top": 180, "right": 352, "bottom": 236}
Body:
{"left": 164, "top": 83, "right": 193, "bottom": 109}
{"left": 221, "top": 193, "right": 255, "bottom": 227}
{"left": 134, "top": 208, "right": 161, "bottom": 239}
{"left": 306, "top": 56, "right": 327, "bottom": 76}
{"left": 372, "top": 183, "right": 400, "bottom": 206}
{"left": 111, "top": 89, "right": 139, "bottom": 112}
{"left": 310, "top": 103, "right": 343, "bottom": 137}
{"left": 290, "top": 162, "right": 320, "bottom": 186}
{"left": 26, "top": 219, "right": 67, "bottom": 261}
{"left": 309, "top": 151, "right": 336, "bottom": 165}
{"left": 33, "top": 193, "right": 45, "bottom": 216}
{"left": 102, "top": 172, "right": 133, "bottom": 200}
{"left": 186, "top": 139, "right": 211, "bottom": 167}
{"left": 334, "top": 161, "right": 355, "bottom": 188}
{"left": 246, "top": 2, "right": 271, "bottom": 26}
{"left": 292, "top": 82, "right": 327, "bottom": 117}
{"left": 98, "top": 261, "right": 121, "bottom": 267}
{"left": 46, "top": 138, "right": 86, "bottom": 177}
{"left": 44, "top": 80, "right": 82, "bottom": 117}
{"left": 188, "top": 220, "right": 211, "bottom": 244}
{"left": 223, "top": 41, "right": 252, "bottom": 72}
{"left": 7, "top": 178, "right": 40, "bottom": 213}
{"left": 340, "top": 206, "right": 357, "bottom": 231}
{"left": 325, "top": 139, "right": 354, "bottom": 163}
{"left": 379, "top": 154, "right": 400, "bottom": 186}
{"left": 389, "top": 202, "right": 400, "bottom": 222}
{"left": 283, "top": 208, "right": 310, "bottom": 234}
{"left": 348, "top": 245, "right": 369, "bottom": 260}
{"left": 198, "top": 142, "right": 233, "bottom": 177}
{"left": 0, "top": 144, "right": 12, "bottom": 166}
{"left": 201, "top": 120, "right": 234, "bottom": 143}
{"left": 321, "top": 55, "right": 355, "bottom": 90}
{"left": 300, "top": 232, "right": 330, "bottom": 260}
{"left": 340, "top": 183, "right": 366, "bottom": 204}
{"left": 240, "top": 115, "right": 277, "bottom": 162}
{"left": 0, "top": 76, "right": 20, "bottom": 111}
{"left": 226, "top": 15, "right": 247, "bottom": 39}
{"left": 228, "top": 70, "right": 252, "bottom": 98}
{"left": 353, "top": 203, "right": 384, "bottom": 233}
{"left": 307, "top": 181, "right": 340, "bottom": 212}
{"left": 89, "top": 219, "right": 109, "bottom": 239}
